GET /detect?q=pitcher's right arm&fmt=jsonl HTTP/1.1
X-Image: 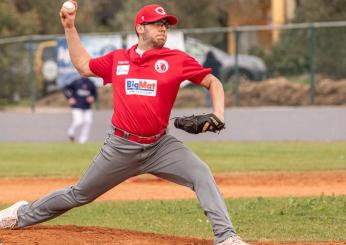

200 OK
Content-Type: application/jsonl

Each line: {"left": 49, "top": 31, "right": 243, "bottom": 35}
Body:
{"left": 59, "top": 1, "right": 94, "bottom": 77}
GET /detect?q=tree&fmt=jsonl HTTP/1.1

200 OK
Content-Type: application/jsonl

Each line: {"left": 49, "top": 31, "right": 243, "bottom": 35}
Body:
{"left": 0, "top": 0, "right": 40, "bottom": 36}
{"left": 109, "top": 0, "right": 232, "bottom": 50}
{"left": 267, "top": 0, "right": 346, "bottom": 78}
{"left": 110, "top": 0, "right": 232, "bottom": 31}
{"left": 293, "top": 0, "right": 346, "bottom": 78}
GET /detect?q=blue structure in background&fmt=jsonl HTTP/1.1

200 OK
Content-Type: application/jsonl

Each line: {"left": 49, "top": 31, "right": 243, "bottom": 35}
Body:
{"left": 56, "top": 35, "right": 122, "bottom": 88}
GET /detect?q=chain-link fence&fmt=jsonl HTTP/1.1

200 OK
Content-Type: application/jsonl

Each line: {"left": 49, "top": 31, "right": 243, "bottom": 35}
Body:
{"left": 0, "top": 35, "right": 60, "bottom": 110}
{"left": 182, "top": 21, "right": 346, "bottom": 107}
{"left": 0, "top": 42, "right": 32, "bottom": 108}
{"left": 1, "top": 21, "right": 346, "bottom": 110}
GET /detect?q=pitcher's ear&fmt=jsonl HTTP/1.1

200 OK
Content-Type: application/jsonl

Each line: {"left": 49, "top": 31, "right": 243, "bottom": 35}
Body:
{"left": 136, "top": 24, "right": 145, "bottom": 35}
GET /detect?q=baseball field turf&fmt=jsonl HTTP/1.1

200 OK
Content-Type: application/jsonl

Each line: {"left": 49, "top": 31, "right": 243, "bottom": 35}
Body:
{"left": 0, "top": 142, "right": 345, "bottom": 177}
{"left": 0, "top": 142, "right": 345, "bottom": 243}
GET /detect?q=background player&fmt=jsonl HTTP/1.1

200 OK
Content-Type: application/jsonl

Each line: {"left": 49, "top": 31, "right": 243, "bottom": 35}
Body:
{"left": 63, "top": 76, "right": 97, "bottom": 144}
{"left": 0, "top": 2, "right": 249, "bottom": 245}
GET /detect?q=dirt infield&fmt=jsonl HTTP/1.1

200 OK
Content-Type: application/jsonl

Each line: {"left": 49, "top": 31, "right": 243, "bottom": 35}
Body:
{"left": 1, "top": 225, "right": 345, "bottom": 245}
{"left": 0, "top": 225, "right": 345, "bottom": 245}
{"left": 1, "top": 171, "right": 346, "bottom": 244}
{"left": 1, "top": 171, "right": 345, "bottom": 203}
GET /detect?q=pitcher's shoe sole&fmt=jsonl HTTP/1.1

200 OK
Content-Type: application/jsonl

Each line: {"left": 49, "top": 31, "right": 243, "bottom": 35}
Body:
{"left": 0, "top": 200, "right": 28, "bottom": 229}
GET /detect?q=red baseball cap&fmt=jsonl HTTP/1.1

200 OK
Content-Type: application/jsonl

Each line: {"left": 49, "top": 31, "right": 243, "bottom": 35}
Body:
{"left": 134, "top": 4, "right": 178, "bottom": 26}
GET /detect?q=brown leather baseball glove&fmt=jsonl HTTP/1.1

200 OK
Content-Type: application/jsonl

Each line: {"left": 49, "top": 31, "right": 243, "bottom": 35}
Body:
{"left": 174, "top": 113, "right": 225, "bottom": 134}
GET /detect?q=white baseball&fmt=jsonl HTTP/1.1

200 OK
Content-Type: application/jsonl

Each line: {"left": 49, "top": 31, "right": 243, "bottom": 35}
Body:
{"left": 63, "top": 1, "right": 75, "bottom": 13}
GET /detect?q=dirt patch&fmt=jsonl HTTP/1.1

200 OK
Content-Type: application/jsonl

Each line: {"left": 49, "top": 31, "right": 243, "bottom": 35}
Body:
{"left": 1, "top": 171, "right": 345, "bottom": 245}
{"left": 35, "top": 78, "right": 346, "bottom": 108}
{"left": 232, "top": 78, "right": 346, "bottom": 107}
{"left": 1, "top": 171, "right": 346, "bottom": 203}
{"left": 0, "top": 225, "right": 345, "bottom": 245}
{"left": 0, "top": 225, "right": 211, "bottom": 245}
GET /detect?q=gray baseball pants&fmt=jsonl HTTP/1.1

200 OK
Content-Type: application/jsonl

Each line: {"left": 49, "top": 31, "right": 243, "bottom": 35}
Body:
{"left": 17, "top": 131, "right": 236, "bottom": 244}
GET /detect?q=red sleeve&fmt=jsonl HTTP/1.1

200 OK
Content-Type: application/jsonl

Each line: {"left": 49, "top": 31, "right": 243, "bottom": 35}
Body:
{"left": 182, "top": 54, "right": 212, "bottom": 85}
{"left": 89, "top": 51, "right": 114, "bottom": 85}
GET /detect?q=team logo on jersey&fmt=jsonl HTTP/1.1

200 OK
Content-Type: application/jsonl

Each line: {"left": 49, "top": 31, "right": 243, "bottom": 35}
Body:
{"left": 154, "top": 7, "right": 166, "bottom": 15}
{"left": 126, "top": 79, "right": 157, "bottom": 96}
{"left": 154, "top": 60, "right": 169, "bottom": 73}
{"left": 116, "top": 65, "right": 130, "bottom": 75}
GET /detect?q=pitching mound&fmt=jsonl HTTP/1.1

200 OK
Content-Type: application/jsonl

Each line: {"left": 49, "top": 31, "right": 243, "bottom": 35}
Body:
{"left": 0, "top": 225, "right": 345, "bottom": 245}
{"left": 0, "top": 225, "right": 211, "bottom": 245}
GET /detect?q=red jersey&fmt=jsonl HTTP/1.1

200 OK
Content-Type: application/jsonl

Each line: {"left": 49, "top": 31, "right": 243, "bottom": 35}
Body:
{"left": 89, "top": 44, "right": 211, "bottom": 137}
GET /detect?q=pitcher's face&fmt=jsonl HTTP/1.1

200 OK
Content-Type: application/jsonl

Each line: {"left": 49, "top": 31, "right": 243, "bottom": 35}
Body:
{"left": 138, "top": 20, "right": 170, "bottom": 48}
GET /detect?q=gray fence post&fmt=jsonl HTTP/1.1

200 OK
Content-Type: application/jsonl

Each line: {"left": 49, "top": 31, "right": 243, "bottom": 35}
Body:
{"left": 25, "top": 41, "right": 37, "bottom": 112}
{"left": 234, "top": 29, "right": 240, "bottom": 106}
{"left": 308, "top": 24, "right": 316, "bottom": 105}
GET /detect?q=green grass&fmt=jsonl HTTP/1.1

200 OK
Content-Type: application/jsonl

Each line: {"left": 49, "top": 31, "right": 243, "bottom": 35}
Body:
{"left": 187, "top": 142, "right": 346, "bottom": 172}
{"left": 0, "top": 142, "right": 345, "bottom": 242}
{"left": 1, "top": 195, "right": 344, "bottom": 241}
{"left": 0, "top": 143, "right": 99, "bottom": 177}
{"left": 0, "top": 142, "right": 345, "bottom": 177}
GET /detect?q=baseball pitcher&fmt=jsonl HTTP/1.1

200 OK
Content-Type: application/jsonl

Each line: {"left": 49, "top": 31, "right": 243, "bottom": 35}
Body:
{"left": 0, "top": 2, "right": 249, "bottom": 245}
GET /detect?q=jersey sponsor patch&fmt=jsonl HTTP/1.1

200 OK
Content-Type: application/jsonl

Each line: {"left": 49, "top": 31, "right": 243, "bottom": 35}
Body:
{"left": 126, "top": 79, "right": 157, "bottom": 96}
{"left": 116, "top": 65, "right": 130, "bottom": 75}
{"left": 77, "top": 89, "right": 91, "bottom": 97}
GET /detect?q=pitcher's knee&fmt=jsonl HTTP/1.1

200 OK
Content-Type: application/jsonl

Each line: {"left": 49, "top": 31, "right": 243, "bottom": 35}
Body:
{"left": 71, "top": 186, "right": 96, "bottom": 206}
{"left": 192, "top": 164, "right": 215, "bottom": 184}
